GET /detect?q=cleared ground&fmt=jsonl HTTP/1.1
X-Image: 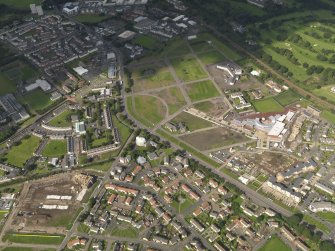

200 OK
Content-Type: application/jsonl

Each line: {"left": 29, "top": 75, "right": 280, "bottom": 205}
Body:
{"left": 194, "top": 99, "right": 229, "bottom": 117}
{"left": 185, "top": 80, "right": 220, "bottom": 102}
{"left": 179, "top": 127, "right": 249, "bottom": 151}
{"left": 5, "top": 136, "right": 41, "bottom": 167}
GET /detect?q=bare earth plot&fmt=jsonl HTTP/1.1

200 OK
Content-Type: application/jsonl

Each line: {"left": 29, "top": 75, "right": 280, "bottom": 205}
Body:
{"left": 193, "top": 98, "right": 229, "bottom": 117}
{"left": 179, "top": 127, "right": 250, "bottom": 151}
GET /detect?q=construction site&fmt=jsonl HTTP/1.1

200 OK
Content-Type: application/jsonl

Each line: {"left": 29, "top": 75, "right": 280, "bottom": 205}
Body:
{"left": 7, "top": 172, "right": 93, "bottom": 235}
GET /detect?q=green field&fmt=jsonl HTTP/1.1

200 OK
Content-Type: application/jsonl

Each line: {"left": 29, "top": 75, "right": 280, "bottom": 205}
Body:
{"left": 74, "top": 14, "right": 110, "bottom": 24}
{"left": 190, "top": 41, "right": 215, "bottom": 53}
{"left": 20, "top": 89, "right": 53, "bottom": 113}
{"left": 303, "top": 214, "right": 331, "bottom": 234}
{"left": 171, "top": 197, "right": 194, "bottom": 213}
{"left": 258, "top": 235, "right": 292, "bottom": 251}
{"left": 313, "top": 85, "right": 335, "bottom": 103}
{"left": 133, "top": 35, "right": 160, "bottom": 49}
{"left": 156, "top": 87, "right": 187, "bottom": 114}
{"left": 0, "top": 73, "right": 16, "bottom": 96}
{"left": 111, "top": 226, "right": 138, "bottom": 238}
{"left": 42, "top": 140, "right": 67, "bottom": 157}
{"left": 322, "top": 110, "right": 335, "bottom": 125}
{"left": 132, "top": 63, "right": 175, "bottom": 92}
{"left": 4, "top": 233, "right": 64, "bottom": 245}
{"left": 185, "top": 80, "right": 220, "bottom": 101}
{"left": 317, "top": 211, "right": 335, "bottom": 223}
{"left": 194, "top": 101, "right": 216, "bottom": 113}
{"left": 197, "top": 50, "right": 226, "bottom": 65}
{"left": 171, "top": 55, "right": 208, "bottom": 82}
{"left": 112, "top": 116, "right": 132, "bottom": 145}
{"left": 161, "top": 39, "right": 191, "bottom": 57}
{"left": 274, "top": 90, "right": 301, "bottom": 106}
{"left": 0, "top": 0, "right": 41, "bottom": 9}
{"left": 1, "top": 248, "right": 33, "bottom": 251}
{"left": 252, "top": 97, "right": 285, "bottom": 113}
{"left": 171, "top": 112, "right": 213, "bottom": 132}
{"left": 5, "top": 136, "right": 41, "bottom": 168}
{"left": 49, "top": 110, "right": 75, "bottom": 127}
{"left": 132, "top": 95, "right": 166, "bottom": 127}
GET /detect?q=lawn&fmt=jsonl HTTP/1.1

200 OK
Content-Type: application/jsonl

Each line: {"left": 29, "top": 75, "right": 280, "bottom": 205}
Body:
{"left": 0, "top": 0, "right": 41, "bottom": 9}
{"left": 303, "top": 214, "right": 331, "bottom": 234}
{"left": 5, "top": 136, "right": 41, "bottom": 168}
{"left": 258, "top": 235, "right": 291, "bottom": 251}
{"left": 185, "top": 80, "right": 220, "bottom": 102}
{"left": 0, "top": 73, "right": 16, "bottom": 96}
{"left": 133, "top": 95, "right": 166, "bottom": 128}
{"left": 19, "top": 89, "right": 53, "bottom": 113}
{"left": 171, "top": 112, "right": 213, "bottom": 132}
{"left": 74, "top": 14, "right": 110, "bottom": 24}
{"left": 49, "top": 110, "right": 76, "bottom": 127}
{"left": 161, "top": 39, "right": 191, "bottom": 57}
{"left": 190, "top": 41, "right": 215, "bottom": 53}
{"left": 194, "top": 101, "right": 216, "bottom": 113}
{"left": 3, "top": 233, "right": 64, "bottom": 245}
{"left": 317, "top": 211, "right": 335, "bottom": 223}
{"left": 252, "top": 97, "right": 285, "bottom": 113}
{"left": 313, "top": 85, "right": 335, "bottom": 104}
{"left": 156, "top": 86, "right": 187, "bottom": 115}
{"left": 133, "top": 34, "right": 160, "bottom": 50}
{"left": 171, "top": 197, "right": 194, "bottom": 213}
{"left": 42, "top": 140, "right": 67, "bottom": 157}
{"left": 274, "top": 90, "right": 301, "bottom": 106}
{"left": 322, "top": 110, "right": 335, "bottom": 125}
{"left": 1, "top": 248, "right": 33, "bottom": 251}
{"left": 112, "top": 116, "right": 132, "bottom": 145}
{"left": 157, "top": 129, "right": 220, "bottom": 168}
{"left": 171, "top": 55, "right": 208, "bottom": 82}
{"left": 111, "top": 225, "right": 138, "bottom": 238}
{"left": 197, "top": 50, "right": 226, "bottom": 65}
{"left": 0, "top": 211, "right": 8, "bottom": 224}
{"left": 132, "top": 64, "right": 175, "bottom": 92}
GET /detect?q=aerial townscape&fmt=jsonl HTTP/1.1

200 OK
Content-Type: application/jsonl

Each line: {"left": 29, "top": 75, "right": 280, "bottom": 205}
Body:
{"left": 1, "top": 0, "right": 335, "bottom": 251}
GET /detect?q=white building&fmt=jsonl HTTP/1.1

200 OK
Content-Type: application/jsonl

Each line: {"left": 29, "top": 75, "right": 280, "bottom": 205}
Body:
{"left": 135, "top": 136, "right": 146, "bottom": 147}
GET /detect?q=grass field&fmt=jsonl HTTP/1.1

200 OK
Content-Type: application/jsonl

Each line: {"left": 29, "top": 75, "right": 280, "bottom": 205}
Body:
{"left": 161, "top": 39, "right": 191, "bottom": 57}
{"left": 133, "top": 95, "right": 166, "bottom": 127}
{"left": 132, "top": 63, "right": 175, "bottom": 92}
{"left": 274, "top": 90, "right": 301, "bottom": 106}
{"left": 303, "top": 214, "right": 331, "bottom": 234}
{"left": 313, "top": 85, "right": 335, "bottom": 103}
{"left": 156, "top": 87, "right": 187, "bottom": 115}
{"left": 0, "top": 211, "right": 8, "bottom": 224}
{"left": 20, "top": 89, "right": 53, "bottom": 113}
{"left": 133, "top": 35, "right": 160, "bottom": 50}
{"left": 171, "top": 55, "right": 208, "bottom": 82}
{"left": 194, "top": 101, "right": 216, "bottom": 113}
{"left": 4, "top": 233, "right": 64, "bottom": 245}
{"left": 42, "top": 140, "right": 67, "bottom": 157}
{"left": 0, "top": 0, "right": 41, "bottom": 9}
{"left": 322, "top": 110, "right": 335, "bottom": 125}
{"left": 5, "top": 136, "right": 41, "bottom": 168}
{"left": 252, "top": 97, "right": 285, "bottom": 113}
{"left": 0, "top": 73, "right": 16, "bottom": 96}
{"left": 171, "top": 197, "right": 193, "bottom": 213}
{"left": 258, "top": 235, "right": 291, "bottom": 251}
{"left": 317, "top": 211, "right": 335, "bottom": 223}
{"left": 185, "top": 80, "right": 220, "bottom": 101}
{"left": 1, "top": 248, "right": 33, "bottom": 251}
{"left": 111, "top": 225, "right": 138, "bottom": 238}
{"left": 197, "top": 50, "right": 226, "bottom": 65}
{"left": 74, "top": 14, "right": 110, "bottom": 24}
{"left": 171, "top": 112, "right": 213, "bottom": 132}
{"left": 49, "top": 110, "right": 75, "bottom": 127}
{"left": 190, "top": 41, "right": 215, "bottom": 53}
{"left": 112, "top": 116, "right": 132, "bottom": 145}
